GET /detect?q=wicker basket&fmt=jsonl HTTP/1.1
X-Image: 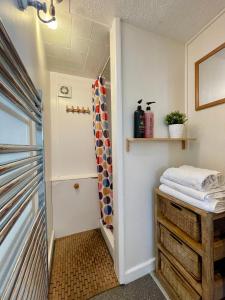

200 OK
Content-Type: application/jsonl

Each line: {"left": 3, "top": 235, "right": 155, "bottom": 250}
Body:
{"left": 159, "top": 196, "right": 201, "bottom": 242}
{"left": 214, "top": 218, "right": 225, "bottom": 239}
{"left": 160, "top": 252, "right": 201, "bottom": 300}
{"left": 215, "top": 277, "right": 225, "bottom": 300}
{"left": 160, "top": 225, "right": 201, "bottom": 280}
{"left": 214, "top": 259, "right": 225, "bottom": 299}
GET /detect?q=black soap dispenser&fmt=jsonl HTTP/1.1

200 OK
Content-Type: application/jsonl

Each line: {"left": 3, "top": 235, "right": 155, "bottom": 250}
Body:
{"left": 134, "top": 99, "right": 145, "bottom": 138}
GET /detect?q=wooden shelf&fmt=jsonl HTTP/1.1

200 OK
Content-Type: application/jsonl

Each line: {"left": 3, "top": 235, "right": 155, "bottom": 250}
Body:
{"left": 126, "top": 137, "right": 196, "bottom": 152}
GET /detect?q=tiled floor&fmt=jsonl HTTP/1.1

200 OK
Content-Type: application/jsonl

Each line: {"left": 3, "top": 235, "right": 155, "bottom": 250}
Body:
{"left": 48, "top": 229, "right": 119, "bottom": 300}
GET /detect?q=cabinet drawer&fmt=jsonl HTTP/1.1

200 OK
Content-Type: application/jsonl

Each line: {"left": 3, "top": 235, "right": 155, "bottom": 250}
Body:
{"left": 159, "top": 196, "right": 201, "bottom": 242}
{"left": 214, "top": 258, "right": 225, "bottom": 300}
{"left": 160, "top": 252, "right": 201, "bottom": 300}
{"left": 160, "top": 225, "right": 201, "bottom": 280}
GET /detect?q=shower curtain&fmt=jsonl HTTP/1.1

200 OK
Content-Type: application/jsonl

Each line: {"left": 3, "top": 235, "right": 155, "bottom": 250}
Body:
{"left": 92, "top": 76, "right": 113, "bottom": 230}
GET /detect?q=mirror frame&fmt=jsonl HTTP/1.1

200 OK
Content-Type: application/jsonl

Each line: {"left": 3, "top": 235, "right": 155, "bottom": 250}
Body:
{"left": 195, "top": 41, "right": 225, "bottom": 111}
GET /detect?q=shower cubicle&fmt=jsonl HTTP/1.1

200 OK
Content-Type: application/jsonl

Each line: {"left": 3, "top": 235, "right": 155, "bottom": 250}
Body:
{"left": 50, "top": 57, "right": 114, "bottom": 257}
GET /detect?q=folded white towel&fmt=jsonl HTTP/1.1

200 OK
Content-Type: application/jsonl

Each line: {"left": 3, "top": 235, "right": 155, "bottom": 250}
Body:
{"left": 160, "top": 177, "right": 225, "bottom": 201}
{"left": 159, "top": 184, "right": 225, "bottom": 213}
{"left": 162, "top": 165, "right": 224, "bottom": 191}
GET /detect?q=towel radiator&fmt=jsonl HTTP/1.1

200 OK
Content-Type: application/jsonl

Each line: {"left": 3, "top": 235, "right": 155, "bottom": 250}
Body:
{"left": 0, "top": 21, "right": 48, "bottom": 299}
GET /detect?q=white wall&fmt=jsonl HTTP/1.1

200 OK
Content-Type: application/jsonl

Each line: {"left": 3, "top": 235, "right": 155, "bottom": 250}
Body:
{"left": 0, "top": 1, "right": 53, "bottom": 248}
{"left": 186, "top": 11, "right": 225, "bottom": 174}
{"left": 121, "top": 22, "right": 186, "bottom": 282}
{"left": 50, "top": 72, "right": 100, "bottom": 237}
{"left": 50, "top": 72, "right": 96, "bottom": 179}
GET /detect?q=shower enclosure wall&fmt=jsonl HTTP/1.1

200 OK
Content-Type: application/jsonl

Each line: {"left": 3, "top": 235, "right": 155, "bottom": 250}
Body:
{"left": 50, "top": 73, "right": 99, "bottom": 236}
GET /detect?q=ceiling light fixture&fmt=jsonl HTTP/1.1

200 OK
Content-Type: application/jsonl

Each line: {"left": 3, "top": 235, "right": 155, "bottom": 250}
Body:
{"left": 17, "top": 0, "right": 56, "bottom": 25}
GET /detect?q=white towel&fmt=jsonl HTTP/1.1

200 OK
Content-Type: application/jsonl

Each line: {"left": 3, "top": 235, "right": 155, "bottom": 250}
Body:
{"left": 162, "top": 165, "right": 224, "bottom": 191}
{"left": 160, "top": 177, "right": 225, "bottom": 201}
{"left": 159, "top": 184, "right": 225, "bottom": 213}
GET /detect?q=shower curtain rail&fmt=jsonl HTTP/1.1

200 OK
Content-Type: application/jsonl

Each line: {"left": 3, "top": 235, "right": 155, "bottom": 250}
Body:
{"left": 100, "top": 56, "right": 110, "bottom": 77}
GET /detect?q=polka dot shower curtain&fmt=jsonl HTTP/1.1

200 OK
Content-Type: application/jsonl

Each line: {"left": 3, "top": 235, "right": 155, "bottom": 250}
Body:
{"left": 92, "top": 76, "right": 113, "bottom": 230}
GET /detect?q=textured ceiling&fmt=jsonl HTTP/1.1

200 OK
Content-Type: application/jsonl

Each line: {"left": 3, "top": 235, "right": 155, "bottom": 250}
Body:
{"left": 41, "top": 0, "right": 110, "bottom": 79}
{"left": 70, "top": 0, "right": 225, "bottom": 42}
{"left": 41, "top": 0, "right": 225, "bottom": 79}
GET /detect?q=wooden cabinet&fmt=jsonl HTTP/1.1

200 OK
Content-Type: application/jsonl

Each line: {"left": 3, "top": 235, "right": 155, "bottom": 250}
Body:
{"left": 155, "top": 188, "right": 225, "bottom": 300}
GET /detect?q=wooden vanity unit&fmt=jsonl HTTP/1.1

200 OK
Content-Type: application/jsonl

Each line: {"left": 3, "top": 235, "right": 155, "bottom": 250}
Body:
{"left": 155, "top": 188, "right": 225, "bottom": 300}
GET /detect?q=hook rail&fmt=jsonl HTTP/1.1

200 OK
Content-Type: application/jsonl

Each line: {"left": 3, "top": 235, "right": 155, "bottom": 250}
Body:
{"left": 66, "top": 105, "right": 90, "bottom": 114}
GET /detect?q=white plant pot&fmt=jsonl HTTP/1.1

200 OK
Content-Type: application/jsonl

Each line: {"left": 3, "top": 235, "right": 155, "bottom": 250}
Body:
{"left": 169, "top": 124, "right": 184, "bottom": 138}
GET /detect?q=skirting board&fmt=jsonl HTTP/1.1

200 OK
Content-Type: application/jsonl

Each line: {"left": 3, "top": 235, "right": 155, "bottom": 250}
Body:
{"left": 124, "top": 257, "right": 155, "bottom": 284}
{"left": 48, "top": 230, "right": 55, "bottom": 275}
{"left": 150, "top": 271, "right": 170, "bottom": 300}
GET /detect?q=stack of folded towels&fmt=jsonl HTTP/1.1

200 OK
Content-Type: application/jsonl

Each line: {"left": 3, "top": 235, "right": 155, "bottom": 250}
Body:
{"left": 159, "top": 165, "right": 225, "bottom": 213}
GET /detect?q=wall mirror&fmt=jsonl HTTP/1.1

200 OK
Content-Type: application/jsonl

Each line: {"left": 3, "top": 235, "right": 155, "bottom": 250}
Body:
{"left": 195, "top": 42, "right": 225, "bottom": 110}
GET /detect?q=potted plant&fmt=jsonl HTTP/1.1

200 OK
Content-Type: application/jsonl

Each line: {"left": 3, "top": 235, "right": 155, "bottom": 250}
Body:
{"left": 165, "top": 111, "right": 187, "bottom": 138}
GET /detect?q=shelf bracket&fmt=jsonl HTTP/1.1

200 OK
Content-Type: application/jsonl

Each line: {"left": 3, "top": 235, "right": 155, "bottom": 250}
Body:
{"left": 126, "top": 139, "right": 130, "bottom": 152}
{"left": 181, "top": 140, "right": 186, "bottom": 150}
{"left": 126, "top": 137, "right": 195, "bottom": 152}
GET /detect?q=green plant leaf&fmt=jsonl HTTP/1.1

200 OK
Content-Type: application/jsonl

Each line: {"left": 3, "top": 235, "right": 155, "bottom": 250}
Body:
{"left": 164, "top": 111, "right": 187, "bottom": 125}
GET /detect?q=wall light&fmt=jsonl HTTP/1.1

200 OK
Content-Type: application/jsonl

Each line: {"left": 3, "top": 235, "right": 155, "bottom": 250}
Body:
{"left": 48, "top": 20, "right": 58, "bottom": 30}
{"left": 18, "top": 0, "right": 56, "bottom": 25}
